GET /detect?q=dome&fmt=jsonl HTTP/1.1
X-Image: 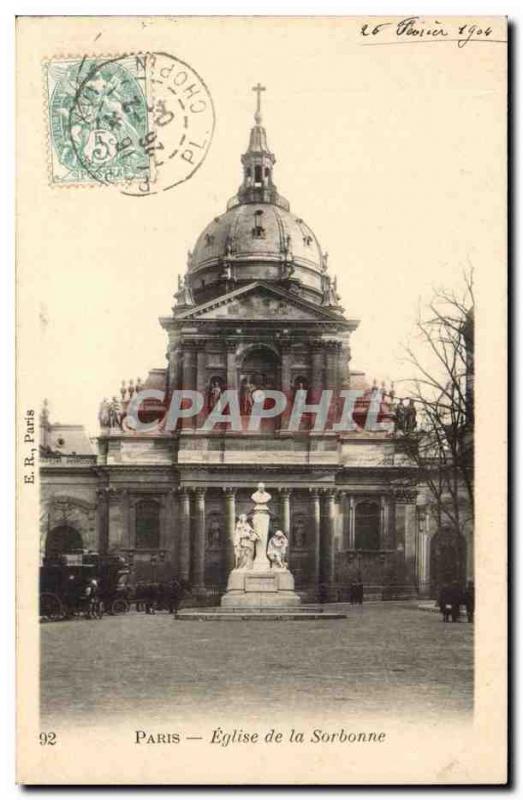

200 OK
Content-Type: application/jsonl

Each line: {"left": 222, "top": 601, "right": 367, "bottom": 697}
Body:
{"left": 188, "top": 203, "right": 326, "bottom": 302}
{"left": 177, "top": 87, "right": 340, "bottom": 311}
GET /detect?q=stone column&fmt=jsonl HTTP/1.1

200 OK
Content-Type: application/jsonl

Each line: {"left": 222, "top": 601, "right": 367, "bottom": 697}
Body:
{"left": 226, "top": 341, "right": 237, "bottom": 389}
{"left": 320, "top": 489, "right": 336, "bottom": 590}
{"left": 96, "top": 488, "right": 110, "bottom": 554}
{"left": 280, "top": 343, "right": 292, "bottom": 429}
{"left": 166, "top": 489, "right": 177, "bottom": 570}
{"left": 310, "top": 489, "right": 321, "bottom": 593}
{"left": 224, "top": 487, "right": 237, "bottom": 573}
{"left": 311, "top": 343, "right": 325, "bottom": 394}
{"left": 179, "top": 488, "right": 191, "bottom": 581}
{"left": 281, "top": 345, "right": 291, "bottom": 387}
{"left": 182, "top": 343, "right": 197, "bottom": 430}
{"left": 394, "top": 500, "right": 405, "bottom": 551}
{"left": 383, "top": 496, "right": 392, "bottom": 548}
{"left": 174, "top": 346, "right": 183, "bottom": 389}
{"left": 422, "top": 532, "right": 432, "bottom": 594}
{"left": 329, "top": 341, "right": 343, "bottom": 424}
{"left": 193, "top": 488, "right": 206, "bottom": 589}
{"left": 417, "top": 517, "right": 431, "bottom": 598}
{"left": 404, "top": 502, "right": 417, "bottom": 567}
{"left": 280, "top": 488, "right": 291, "bottom": 533}
{"left": 380, "top": 496, "right": 387, "bottom": 549}
{"left": 413, "top": 505, "right": 431, "bottom": 597}
{"left": 393, "top": 484, "right": 417, "bottom": 587}
{"left": 168, "top": 345, "right": 180, "bottom": 393}
{"left": 128, "top": 498, "right": 137, "bottom": 550}
{"left": 182, "top": 343, "right": 197, "bottom": 389}
{"left": 347, "top": 495, "right": 355, "bottom": 549}
{"left": 107, "top": 488, "right": 125, "bottom": 550}
{"left": 280, "top": 488, "right": 291, "bottom": 564}
{"left": 120, "top": 489, "right": 131, "bottom": 548}
{"left": 196, "top": 344, "right": 207, "bottom": 425}
{"left": 158, "top": 493, "right": 168, "bottom": 551}
{"left": 340, "top": 340, "right": 352, "bottom": 387}
{"left": 325, "top": 341, "right": 340, "bottom": 390}
{"left": 336, "top": 490, "right": 346, "bottom": 551}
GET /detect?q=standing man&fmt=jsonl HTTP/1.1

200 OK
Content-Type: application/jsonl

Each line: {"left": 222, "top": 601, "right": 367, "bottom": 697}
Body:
{"left": 464, "top": 580, "right": 475, "bottom": 623}
{"left": 168, "top": 578, "right": 184, "bottom": 618}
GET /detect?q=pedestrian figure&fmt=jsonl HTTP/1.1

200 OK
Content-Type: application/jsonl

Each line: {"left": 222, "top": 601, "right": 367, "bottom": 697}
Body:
{"left": 450, "top": 580, "right": 462, "bottom": 622}
{"left": 349, "top": 581, "right": 357, "bottom": 605}
{"left": 349, "top": 573, "right": 363, "bottom": 605}
{"left": 439, "top": 582, "right": 461, "bottom": 622}
{"left": 355, "top": 573, "right": 364, "bottom": 605}
{"left": 438, "top": 583, "right": 453, "bottom": 622}
{"left": 144, "top": 582, "right": 157, "bottom": 615}
{"left": 464, "top": 580, "right": 475, "bottom": 623}
{"left": 168, "top": 578, "right": 185, "bottom": 618}
{"left": 134, "top": 582, "right": 146, "bottom": 612}
{"left": 85, "top": 578, "right": 99, "bottom": 619}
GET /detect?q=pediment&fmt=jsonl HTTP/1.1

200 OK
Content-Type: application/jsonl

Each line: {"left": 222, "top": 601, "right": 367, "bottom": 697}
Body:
{"left": 176, "top": 282, "right": 347, "bottom": 323}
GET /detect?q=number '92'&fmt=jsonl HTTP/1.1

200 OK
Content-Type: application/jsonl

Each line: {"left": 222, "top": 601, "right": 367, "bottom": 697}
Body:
{"left": 39, "top": 732, "right": 57, "bottom": 746}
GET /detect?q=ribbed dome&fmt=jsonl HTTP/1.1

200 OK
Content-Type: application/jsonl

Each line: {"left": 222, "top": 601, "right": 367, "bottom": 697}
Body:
{"left": 176, "top": 88, "right": 340, "bottom": 310}
{"left": 188, "top": 203, "right": 325, "bottom": 299}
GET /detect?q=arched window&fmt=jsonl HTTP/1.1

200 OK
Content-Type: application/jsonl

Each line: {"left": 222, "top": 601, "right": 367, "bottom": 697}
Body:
{"left": 46, "top": 525, "right": 83, "bottom": 557}
{"left": 135, "top": 500, "right": 160, "bottom": 549}
{"left": 354, "top": 501, "right": 380, "bottom": 550}
{"left": 240, "top": 346, "right": 280, "bottom": 392}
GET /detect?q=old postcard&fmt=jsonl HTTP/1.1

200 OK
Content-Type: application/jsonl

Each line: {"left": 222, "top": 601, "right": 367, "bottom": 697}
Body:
{"left": 16, "top": 15, "right": 507, "bottom": 784}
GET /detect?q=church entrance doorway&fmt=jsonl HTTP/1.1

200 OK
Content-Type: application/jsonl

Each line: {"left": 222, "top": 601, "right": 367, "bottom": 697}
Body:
{"left": 430, "top": 528, "right": 466, "bottom": 593}
{"left": 46, "top": 525, "right": 83, "bottom": 557}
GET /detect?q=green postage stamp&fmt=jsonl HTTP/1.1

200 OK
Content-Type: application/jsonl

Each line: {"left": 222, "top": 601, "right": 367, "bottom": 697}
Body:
{"left": 44, "top": 53, "right": 215, "bottom": 194}
{"left": 45, "top": 56, "right": 150, "bottom": 187}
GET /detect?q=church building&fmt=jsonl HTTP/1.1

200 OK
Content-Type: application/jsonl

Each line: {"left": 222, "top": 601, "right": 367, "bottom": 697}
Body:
{"left": 40, "top": 88, "right": 439, "bottom": 601}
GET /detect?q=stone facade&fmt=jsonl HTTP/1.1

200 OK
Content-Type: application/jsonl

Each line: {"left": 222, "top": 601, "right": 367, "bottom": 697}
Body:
{"left": 39, "top": 94, "right": 470, "bottom": 601}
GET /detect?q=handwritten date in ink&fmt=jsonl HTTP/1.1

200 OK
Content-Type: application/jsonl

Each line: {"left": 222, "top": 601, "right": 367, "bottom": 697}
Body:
{"left": 361, "top": 17, "right": 494, "bottom": 48}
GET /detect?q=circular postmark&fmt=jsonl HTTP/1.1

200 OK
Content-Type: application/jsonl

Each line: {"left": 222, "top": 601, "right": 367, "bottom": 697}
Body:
{"left": 50, "top": 52, "right": 215, "bottom": 195}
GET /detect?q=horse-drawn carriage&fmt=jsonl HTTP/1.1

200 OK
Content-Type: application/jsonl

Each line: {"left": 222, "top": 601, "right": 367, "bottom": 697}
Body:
{"left": 39, "top": 552, "right": 130, "bottom": 621}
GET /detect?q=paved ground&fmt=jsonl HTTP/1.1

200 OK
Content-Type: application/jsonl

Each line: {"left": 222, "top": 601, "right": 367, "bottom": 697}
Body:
{"left": 40, "top": 602, "right": 473, "bottom": 727}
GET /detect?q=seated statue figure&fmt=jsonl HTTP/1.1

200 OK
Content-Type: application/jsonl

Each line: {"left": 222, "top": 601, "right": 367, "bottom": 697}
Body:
{"left": 267, "top": 530, "right": 288, "bottom": 570}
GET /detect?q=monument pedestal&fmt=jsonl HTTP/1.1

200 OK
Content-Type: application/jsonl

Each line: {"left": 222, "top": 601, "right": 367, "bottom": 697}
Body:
{"left": 221, "top": 568, "right": 301, "bottom": 608}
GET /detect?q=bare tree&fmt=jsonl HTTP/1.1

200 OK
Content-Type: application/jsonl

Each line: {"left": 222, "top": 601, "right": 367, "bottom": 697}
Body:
{"left": 399, "top": 270, "right": 474, "bottom": 540}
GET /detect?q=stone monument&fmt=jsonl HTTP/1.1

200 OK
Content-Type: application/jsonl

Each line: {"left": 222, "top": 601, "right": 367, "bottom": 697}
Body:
{"left": 221, "top": 483, "right": 302, "bottom": 608}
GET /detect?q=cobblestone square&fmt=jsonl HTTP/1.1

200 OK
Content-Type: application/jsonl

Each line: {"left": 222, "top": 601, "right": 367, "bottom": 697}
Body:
{"left": 41, "top": 602, "right": 473, "bottom": 728}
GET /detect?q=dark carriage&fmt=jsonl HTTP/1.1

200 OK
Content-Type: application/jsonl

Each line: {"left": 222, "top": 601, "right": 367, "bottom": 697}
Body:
{"left": 83, "top": 553, "right": 131, "bottom": 614}
{"left": 39, "top": 551, "right": 130, "bottom": 621}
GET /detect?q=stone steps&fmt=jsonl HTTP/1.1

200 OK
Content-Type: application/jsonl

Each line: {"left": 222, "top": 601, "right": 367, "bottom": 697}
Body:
{"left": 176, "top": 606, "right": 347, "bottom": 621}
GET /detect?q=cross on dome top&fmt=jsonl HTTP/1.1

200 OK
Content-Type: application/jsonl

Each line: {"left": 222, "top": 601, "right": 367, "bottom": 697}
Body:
{"left": 252, "top": 82, "right": 266, "bottom": 124}
{"left": 232, "top": 84, "right": 289, "bottom": 210}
